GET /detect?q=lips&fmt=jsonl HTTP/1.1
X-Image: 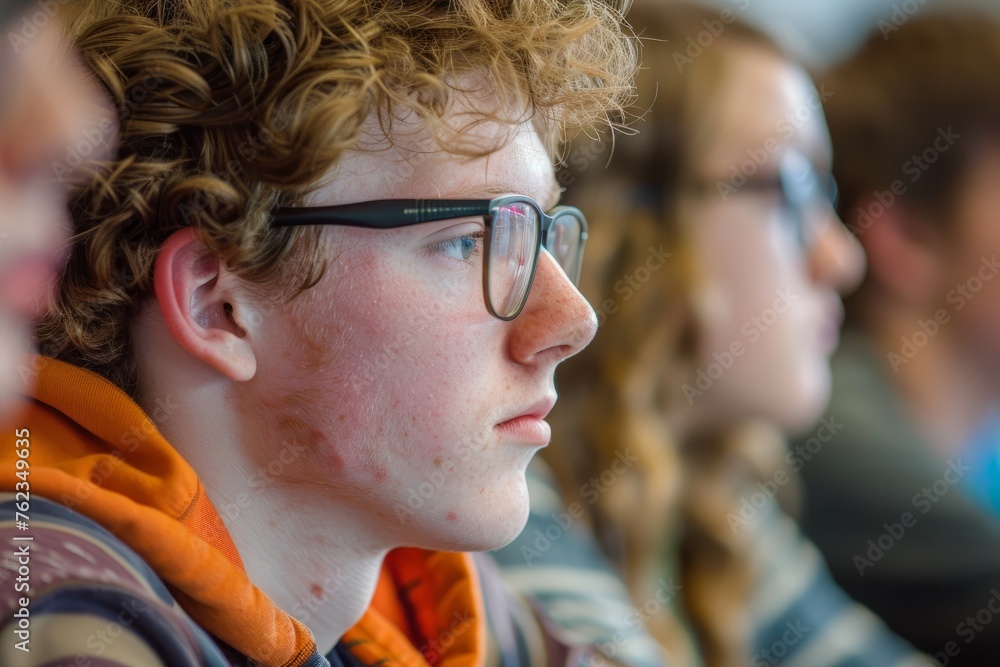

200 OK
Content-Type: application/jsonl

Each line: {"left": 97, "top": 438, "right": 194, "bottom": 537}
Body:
{"left": 495, "top": 396, "right": 556, "bottom": 445}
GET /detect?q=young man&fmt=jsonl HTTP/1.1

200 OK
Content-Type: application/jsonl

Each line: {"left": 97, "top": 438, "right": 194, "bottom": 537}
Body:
{"left": 0, "top": 0, "right": 636, "bottom": 665}
{"left": 0, "top": 0, "right": 114, "bottom": 420}
{"left": 797, "top": 13, "right": 1000, "bottom": 667}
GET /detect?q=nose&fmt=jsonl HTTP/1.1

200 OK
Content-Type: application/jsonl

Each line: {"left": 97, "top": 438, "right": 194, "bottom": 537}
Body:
{"left": 807, "top": 206, "right": 867, "bottom": 296}
{"left": 507, "top": 250, "right": 597, "bottom": 366}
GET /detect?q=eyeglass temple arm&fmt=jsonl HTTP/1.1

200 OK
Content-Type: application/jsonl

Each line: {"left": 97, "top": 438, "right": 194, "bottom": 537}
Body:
{"left": 271, "top": 200, "right": 492, "bottom": 228}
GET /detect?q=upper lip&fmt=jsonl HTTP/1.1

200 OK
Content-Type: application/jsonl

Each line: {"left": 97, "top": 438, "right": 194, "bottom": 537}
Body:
{"left": 498, "top": 396, "right": 557, "bottom": 424}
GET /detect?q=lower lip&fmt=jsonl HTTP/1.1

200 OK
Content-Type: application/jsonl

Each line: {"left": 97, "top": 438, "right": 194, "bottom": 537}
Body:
{"left": 495, "top": 416, "right": 551, "bottom": 445}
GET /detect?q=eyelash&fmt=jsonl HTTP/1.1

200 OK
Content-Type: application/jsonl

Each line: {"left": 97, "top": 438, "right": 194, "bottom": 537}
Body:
{"left": 430, "top": 231, "right": 485, "bottom": 262}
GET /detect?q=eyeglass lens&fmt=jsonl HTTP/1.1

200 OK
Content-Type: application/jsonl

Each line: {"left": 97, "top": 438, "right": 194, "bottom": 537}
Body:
{"left": 489, "top": 202, "right": 540, "bottom": 318}
{"left": 779, "top": 151, "right": 838, "bottom": 248}
{"left": 487, "top": 202, "right": 585, "bottom": 318}
{"left": 544, "top": 213, "right": 584, "bottom": 283}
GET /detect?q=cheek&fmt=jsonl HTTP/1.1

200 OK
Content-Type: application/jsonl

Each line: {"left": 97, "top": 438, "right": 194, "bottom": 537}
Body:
{"left": 265, "top": 244, "right": 496, "bottom": 487}
{"left": 698, "top": 214, "right": 793, "bottom": 344}
{"left": 696, "top": 216, "right": 828, "bottom": 408}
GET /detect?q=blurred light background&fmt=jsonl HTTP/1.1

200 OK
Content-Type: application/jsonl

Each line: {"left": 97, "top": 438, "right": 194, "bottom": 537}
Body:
{"left": 643, "top": 0, "right": 1000, "bottom": 67}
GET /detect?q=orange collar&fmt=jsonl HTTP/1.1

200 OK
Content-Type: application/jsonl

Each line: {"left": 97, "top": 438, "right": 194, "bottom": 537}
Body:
{"left": 1, "top": 356, "right": 485, "bottom": 667}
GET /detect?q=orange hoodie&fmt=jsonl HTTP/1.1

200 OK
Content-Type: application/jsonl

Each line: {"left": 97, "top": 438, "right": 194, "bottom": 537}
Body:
{"left": 0, "top": 355, "right": 486, "bottom": 667}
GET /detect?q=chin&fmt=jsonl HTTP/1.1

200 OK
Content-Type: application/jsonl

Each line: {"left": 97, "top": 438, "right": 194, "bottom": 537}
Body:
{"left": 429, "top": 492, "right": 532, "bottom": 553}
{"left": 775, "top": 366, "right": 831, "bottom": 436}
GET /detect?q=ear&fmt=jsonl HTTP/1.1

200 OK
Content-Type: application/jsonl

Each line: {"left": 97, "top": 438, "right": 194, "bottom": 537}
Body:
{"left": 153, "top": 228, "right": 257, "bottom": 381}
{"left": 851, "top": 197, "right": 945, "bottom": 308}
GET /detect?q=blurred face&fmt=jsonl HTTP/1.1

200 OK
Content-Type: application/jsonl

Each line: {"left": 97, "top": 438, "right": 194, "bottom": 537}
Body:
{"left": 0, "top": 15, "right": 115, "bottom": 418}
{"left": 241, "top": 94, "right": 598, "bottom": 552}
{"left": 682, "top": 44, "right": 865, "bottom": 433}
{"left": 939, "top": 148, "right": 1000, "bottom": 381}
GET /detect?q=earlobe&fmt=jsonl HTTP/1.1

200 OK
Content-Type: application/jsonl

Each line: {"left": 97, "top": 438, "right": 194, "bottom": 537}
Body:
{"left": 153, "top": 228, "right": 257, "bottom": 381}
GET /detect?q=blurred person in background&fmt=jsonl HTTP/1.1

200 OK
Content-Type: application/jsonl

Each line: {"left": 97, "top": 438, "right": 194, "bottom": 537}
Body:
{"left": 493, "top": 3, "right": 928, "bottom": 666}
{"left": 0, "top": 0, "right": 114, "bottom": 418}
{"left": 798, "top": 12, "right": 1000, "bottom": 666}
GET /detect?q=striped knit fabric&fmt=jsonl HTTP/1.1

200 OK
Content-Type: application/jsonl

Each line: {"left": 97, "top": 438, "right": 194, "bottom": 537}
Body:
{"left": 492, "top": 459, "right": 933, "bottom": 667}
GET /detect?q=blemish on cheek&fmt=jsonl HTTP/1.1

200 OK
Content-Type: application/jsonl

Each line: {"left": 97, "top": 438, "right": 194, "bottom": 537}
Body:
{"left": 325, "top": 447, "right": 346, "bottom": 473}
{"left": 433, "top": 457, "right": 442, "bottom": 468}
{"left": 338, "top": 414, "right": 346, "bottom": 421}
{"left": 310, "top": 583, "right": 324, "bottom": 599}
{"left": 446, "top": 511, "right": 458, "bottom": 522}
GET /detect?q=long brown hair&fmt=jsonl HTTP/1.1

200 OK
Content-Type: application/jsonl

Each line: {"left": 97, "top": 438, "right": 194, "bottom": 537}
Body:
{"left": 546, "top": 5, "right": 790, "bottom": 665}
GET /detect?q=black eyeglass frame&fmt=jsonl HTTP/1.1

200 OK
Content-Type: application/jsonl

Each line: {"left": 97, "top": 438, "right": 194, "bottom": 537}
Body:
{"left": 681, "top": 153, "right": 839, "bottom": 250}
{"left": 271, "top": 196, "right": 589, "bottom": 321}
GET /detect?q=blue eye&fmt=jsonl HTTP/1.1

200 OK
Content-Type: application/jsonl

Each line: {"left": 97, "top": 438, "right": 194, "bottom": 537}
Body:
{"left": 432, "top": 232, "right": 483, "bottom": 261}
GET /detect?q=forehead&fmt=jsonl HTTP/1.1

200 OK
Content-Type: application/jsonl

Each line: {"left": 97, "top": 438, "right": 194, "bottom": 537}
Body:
{"left": 696, "top": 44, "right": 832, "bottom": 176}
{"left": 308, "top": 85, "right": 560, "bottom": 210}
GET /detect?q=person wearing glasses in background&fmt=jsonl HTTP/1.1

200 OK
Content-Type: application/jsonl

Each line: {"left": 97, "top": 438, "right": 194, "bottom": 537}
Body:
{"left": 492, "top": 4, "right": 928, "bottom": 667}
{"left": 0, "top": 0, "right": 636, "bottom": 665}
{"left": 0, "top": 0, "right": 114, "bottom": 420}
{"left": 796, "top": 13, "right": 1000, "bottom": 667}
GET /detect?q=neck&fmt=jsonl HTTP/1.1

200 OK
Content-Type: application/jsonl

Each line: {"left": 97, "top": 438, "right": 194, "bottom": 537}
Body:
{"left": 199, "top": 436, "right": 386, "bottom": 653}
{"left": 133, "top": 323, "right": 387, "bottom": 654}
{"left": 865, "top": 303, "right": 997, "bottom": 458}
